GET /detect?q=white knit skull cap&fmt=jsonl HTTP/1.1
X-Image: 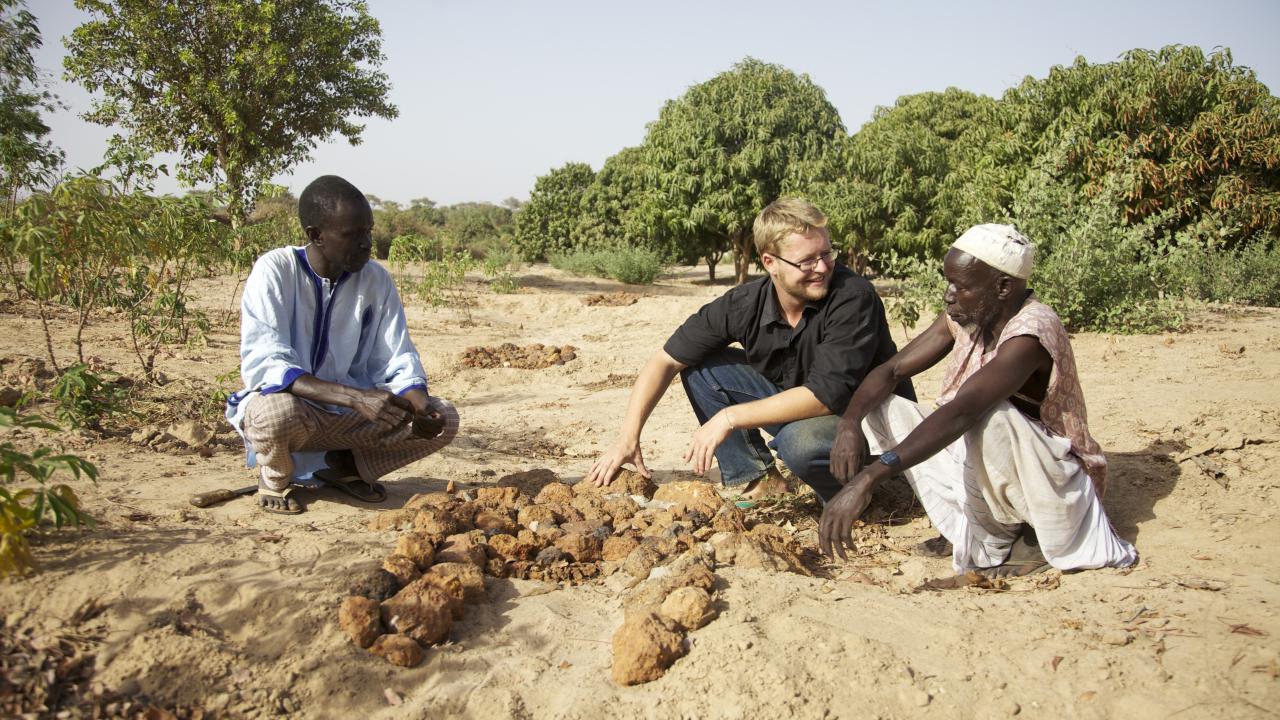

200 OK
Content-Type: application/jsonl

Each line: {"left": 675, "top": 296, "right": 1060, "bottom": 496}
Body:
{"left": 951, "top": 224, "right": 1034, "bottom": 279}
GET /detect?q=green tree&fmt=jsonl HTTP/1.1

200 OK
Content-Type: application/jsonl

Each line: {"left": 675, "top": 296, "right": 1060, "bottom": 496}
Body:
{"left": 63, "top": 0, "right": 397, "bottom": 238}
{"left": 572, "top": 146, "right": 682, "bottom": 264}
{"left": 513, "top": 161, "right": 595, "bottom": 261}
{"left": 842, "top": 89, "right": 996, "bottom": 262}
{"left": 0, "top": 0, "right": 62, "bottom": 215}
{"left": 642, "top": 58, "right": 846, "bottom": 284}
{"left": 950, "top": 45, "right": 1280, "bottom": 247}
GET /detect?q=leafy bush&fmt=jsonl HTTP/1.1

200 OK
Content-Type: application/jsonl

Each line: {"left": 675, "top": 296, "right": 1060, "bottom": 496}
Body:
{"left": 50, "top": 363, "right": 132, "bottom": 430}
{"left": 877, "top": 251, "right": 946, "bottom": 337}
{"left": 0, "top": 408, "right": 97, "bottom": 578}
{"left": 481, "top": 251, "right": 520, "bottom": 294}
{"left": 550, "top": 247, "right": 665, "bottom": 285}
{"left": 1013, "top": 164, "right": 1186, "bottom": 333}
{"left": 1168, "top": 234, "right": 1280, "bottom": 307}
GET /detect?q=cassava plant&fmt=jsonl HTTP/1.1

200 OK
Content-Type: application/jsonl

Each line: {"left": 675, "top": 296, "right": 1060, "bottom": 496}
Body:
{"left": 0, "top": 407, "right": 96, "bottom": 578}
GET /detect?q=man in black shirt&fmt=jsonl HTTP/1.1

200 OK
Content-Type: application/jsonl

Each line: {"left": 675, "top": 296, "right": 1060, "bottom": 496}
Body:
{"left": 586, "top": 198, "right": 913, "bottom": 502}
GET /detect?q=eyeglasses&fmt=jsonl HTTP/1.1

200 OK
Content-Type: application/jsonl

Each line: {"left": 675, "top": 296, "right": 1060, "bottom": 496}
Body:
{"left": 768, "top": 249, "right": 838, "bottom": 273}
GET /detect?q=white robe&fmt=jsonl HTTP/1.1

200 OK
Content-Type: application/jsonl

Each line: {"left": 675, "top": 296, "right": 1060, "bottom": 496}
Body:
{"left": 864, "top": 396, "right": 1138, "bottom": 572}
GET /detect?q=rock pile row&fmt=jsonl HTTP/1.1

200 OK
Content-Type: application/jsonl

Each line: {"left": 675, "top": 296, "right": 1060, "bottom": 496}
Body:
{"left": 580, "top": 292, "right": 640, "bottom": 307}
{"left": 459, "top": 344, "right": 577, "bottom": 369}
{"left": 342, "top": 469, "right": 810, "bottom": 676}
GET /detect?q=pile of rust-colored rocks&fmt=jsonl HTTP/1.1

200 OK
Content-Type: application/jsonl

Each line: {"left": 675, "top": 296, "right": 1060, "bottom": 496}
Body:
{"left": 459, "top": 343, "right": 577, "bottom": 369}
{"left": 344, "top": 469, "right": 810, "bottom": 674}
{"left": 580, "top": 292, "right": 639, "bottom": 307}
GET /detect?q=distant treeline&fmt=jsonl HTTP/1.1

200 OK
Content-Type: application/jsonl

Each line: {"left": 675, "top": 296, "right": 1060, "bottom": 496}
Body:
{"left": 512, "top": 47, "right": 1279, "bottom": 331}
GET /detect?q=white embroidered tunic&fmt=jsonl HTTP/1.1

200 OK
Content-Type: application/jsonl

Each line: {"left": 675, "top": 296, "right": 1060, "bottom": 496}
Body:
{"left": 225, "top": 246, "right": 427, "bottom": 466}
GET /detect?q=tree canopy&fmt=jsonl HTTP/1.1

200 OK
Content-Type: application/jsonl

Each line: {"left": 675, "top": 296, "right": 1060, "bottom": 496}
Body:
{"left": 0, "top": 0, "right": 62, "bottom": 214}
{"left": 513, "top": 161, "right": 595, "bottom": 261}
{"left": 641, "top": 58, "right": 846, "bottom": 283}
{"left": 63, "top": 0, "right": 397, "bottom": 231}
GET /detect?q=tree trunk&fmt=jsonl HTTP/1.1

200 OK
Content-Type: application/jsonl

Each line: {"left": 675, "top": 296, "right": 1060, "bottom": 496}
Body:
{"left": 704, "top": 249, "right": 723, "bottom": 281}
{"left": 733, "top": 230, "right": 753, "bottom": 285}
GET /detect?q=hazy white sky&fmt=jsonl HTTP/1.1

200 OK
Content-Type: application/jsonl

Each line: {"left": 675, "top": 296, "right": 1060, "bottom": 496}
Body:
{"left": 28, "top": 0, "right": 1280, "bottom": 206}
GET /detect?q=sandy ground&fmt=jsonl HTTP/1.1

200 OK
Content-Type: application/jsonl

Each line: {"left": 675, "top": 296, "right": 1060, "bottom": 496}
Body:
{"left": 1, "top": 262, "right": 1278, "bottom": 719}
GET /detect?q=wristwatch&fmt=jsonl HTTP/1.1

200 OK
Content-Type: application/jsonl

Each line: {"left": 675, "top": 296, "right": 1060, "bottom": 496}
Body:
{"left": 878, "top": 451, "right": 902, "bottom": 469}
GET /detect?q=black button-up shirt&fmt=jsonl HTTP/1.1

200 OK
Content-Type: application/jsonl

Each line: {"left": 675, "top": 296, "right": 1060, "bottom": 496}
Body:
{"left": 663, "top": 265, "right": 914, "bottom": 414}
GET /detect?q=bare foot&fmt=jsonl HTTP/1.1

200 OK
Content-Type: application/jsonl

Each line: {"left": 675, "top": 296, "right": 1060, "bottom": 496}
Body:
{"left": 912, "top": 534, "right": 953, "bottom": 558}
{"left": 257, "top": 480, "right": 303, "bottom": 515}
{"left": 979, "top": 526, "right": 1049, "bottom": 577}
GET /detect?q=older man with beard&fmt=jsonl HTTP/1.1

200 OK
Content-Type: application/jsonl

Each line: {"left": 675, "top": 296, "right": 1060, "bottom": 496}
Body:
{"left": 587, "top": 198, "right": 913, "bottom": 503}
{"left": 819, "top": 224, "right": 1137, "bottom": 576}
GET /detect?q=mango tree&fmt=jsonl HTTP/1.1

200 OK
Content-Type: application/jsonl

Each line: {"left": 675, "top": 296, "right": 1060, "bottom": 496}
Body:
{"left": 513, "top": 162, "right": 595, "bottom": 261}
{"left": 641, "top": 58, "right": 845, "bottom": 284}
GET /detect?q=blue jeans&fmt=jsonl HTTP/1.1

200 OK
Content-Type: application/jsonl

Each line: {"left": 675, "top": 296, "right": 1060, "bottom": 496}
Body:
{"left": 680, "top": 348, "right": 844, "bottom": 502}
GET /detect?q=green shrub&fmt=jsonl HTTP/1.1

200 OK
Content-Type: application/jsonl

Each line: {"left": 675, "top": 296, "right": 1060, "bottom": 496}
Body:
{"left": 877, "top": 251, "right": 946, "bottom": 337}
{"left": 550, "top": 247, "right": 665, "bottom": 285}
{"left": 1169, "top": 234, "right": 1280, "bottom": 307}
{"left": 548, "top": 249, "right": 605, "bottom": 277}
{"left": 1014, "top": 167, "right": 1186, "bottom": 333}
{"left": 50, "top": 364, "right": 132, "bottom": 430}
{"left": 0, "top": 408, "right": 97, "bottom": 578}
{"left": 481, "top": 252, "right": 520, "bottom": 294}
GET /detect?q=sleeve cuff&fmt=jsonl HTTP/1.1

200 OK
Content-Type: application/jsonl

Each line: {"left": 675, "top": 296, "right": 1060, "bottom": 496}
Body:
{"left": 806, "top": 381, "right": 848, "bottom": 416}
{"left": 396, "top": 382, "right": 428, "bottom": 397}
{"left": 260, "top": 367, "right": 306, "bottom": 395}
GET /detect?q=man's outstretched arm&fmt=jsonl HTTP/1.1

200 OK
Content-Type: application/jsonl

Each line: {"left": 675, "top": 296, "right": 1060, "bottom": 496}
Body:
{"left": 831, "top": 313, "right": 956, "bottom": 483}
{"left": 683, "top": 385, "right": 829, "bottom": 475}
{"left": 587, "top": 350, "right": 688, "bottom": 486}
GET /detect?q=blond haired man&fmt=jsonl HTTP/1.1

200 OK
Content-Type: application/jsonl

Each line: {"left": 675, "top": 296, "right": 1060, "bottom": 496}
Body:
{"left": 587, "top": 199, "right": 913, "bottom": 502}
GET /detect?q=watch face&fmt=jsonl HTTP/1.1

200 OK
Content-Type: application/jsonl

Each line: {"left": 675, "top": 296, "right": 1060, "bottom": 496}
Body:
{"left": 880, "top": 451, "right": 900, "bottom": 468}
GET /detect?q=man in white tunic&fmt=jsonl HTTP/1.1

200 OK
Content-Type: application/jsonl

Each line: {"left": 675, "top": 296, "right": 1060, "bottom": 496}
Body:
{"left": 819, "top": 224, "right": 1136, "bottom": 576}
{"left": 226, "top": 175, "right": 459, "bottom": 514}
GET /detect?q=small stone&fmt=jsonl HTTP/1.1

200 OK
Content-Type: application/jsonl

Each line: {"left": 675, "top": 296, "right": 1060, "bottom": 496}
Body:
{"left": 369, "top": 635, "right": 424, "bottom": 667}
{"left": 660, "top": 587, "right": 716, "bottom": 630}
{"left": 382, "top": 554, "right": 421, "bottom": 586}
{"left": 611, "top": 612, "right": 687, "bottom": 686}
{"left": 380, "top": 584, "right": 454, "bottom": 645}
{"left": 367, "top": 509, "right": 417, "bottom": 532}
{"left": 428, "top": 562, "right": 487, "bottom": 603}
{"left": 338, "top": 596, "right": 382, "bottom": 648}
{"left": 395, "top": 532, "right": 436, "bottom": 569}
{"left": 1103, "top": 630, "right": 1134, "bottom": 646}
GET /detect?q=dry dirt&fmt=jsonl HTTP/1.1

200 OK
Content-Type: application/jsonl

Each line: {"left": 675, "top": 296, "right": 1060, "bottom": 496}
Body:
{"left": 1, "top": 263, "right": 1278, "bottom": 719}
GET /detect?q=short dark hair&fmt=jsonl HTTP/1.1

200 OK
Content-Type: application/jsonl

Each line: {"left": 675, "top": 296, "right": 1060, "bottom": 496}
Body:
{"left": 298, "top": 175, "right": 367, "bottom": 230}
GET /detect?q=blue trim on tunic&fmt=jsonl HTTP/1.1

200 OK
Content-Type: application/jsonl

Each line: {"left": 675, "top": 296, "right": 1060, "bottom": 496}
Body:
{"left": 260, "top": 366, "right": 305, "bottom": 395}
